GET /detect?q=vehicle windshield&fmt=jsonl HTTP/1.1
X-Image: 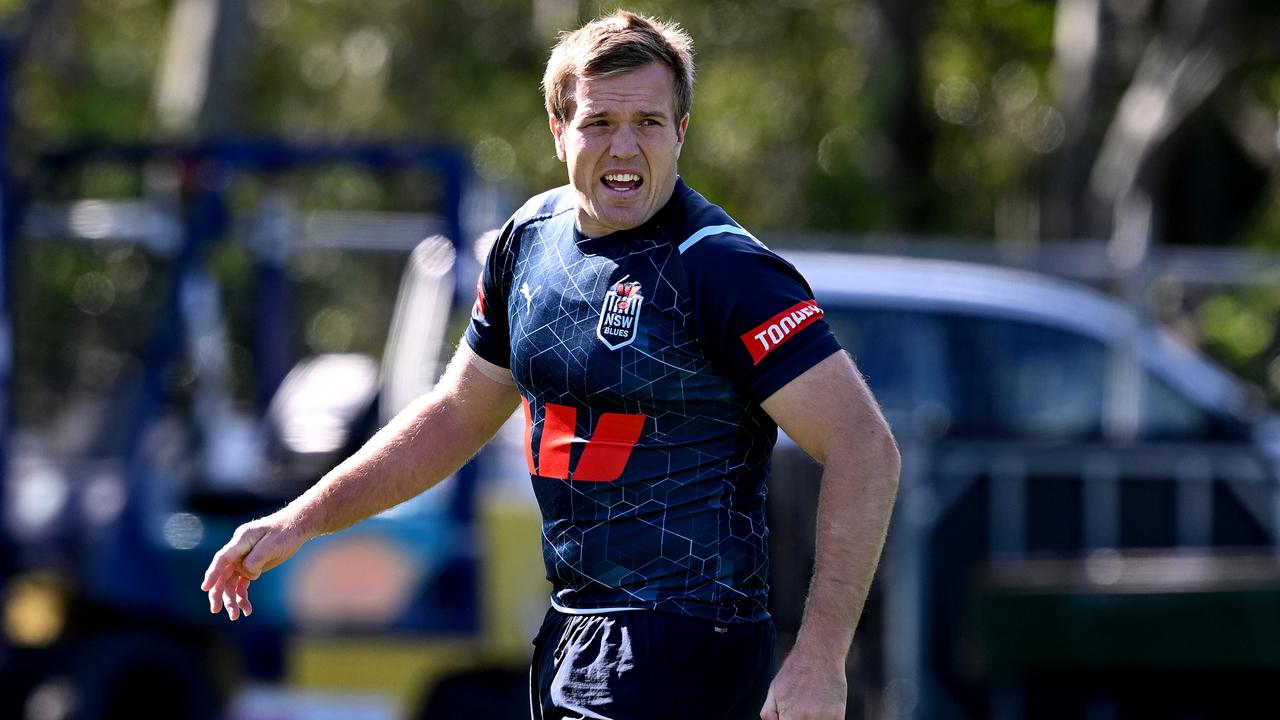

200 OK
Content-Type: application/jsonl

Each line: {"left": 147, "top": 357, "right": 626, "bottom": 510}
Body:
{"left": 824, "top": 305, "right": 1230, "bottom": 442}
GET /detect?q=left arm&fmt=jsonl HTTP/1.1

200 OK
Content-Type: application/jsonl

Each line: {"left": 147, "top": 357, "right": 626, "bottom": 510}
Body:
{"left": 759, "top": 350, "right": 900, "bottom": 720}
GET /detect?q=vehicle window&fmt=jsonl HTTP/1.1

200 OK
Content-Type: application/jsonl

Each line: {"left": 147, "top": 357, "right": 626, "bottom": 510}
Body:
{"left": 1141, "top": 373, "right": 1210, "bottom": 439}
{"left": 822, "top": 306, "right": 953, "bottom": 425}
{"left": 947, "top": 315, "right": 1106, "bottom": 440}
{"left": 821, "top": 304, "right": 1220, "bottom": 443}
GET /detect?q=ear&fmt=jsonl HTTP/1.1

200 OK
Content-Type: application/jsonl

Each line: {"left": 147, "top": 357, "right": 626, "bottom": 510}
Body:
{"left": 550, "top": 114, "right": 567, "bottom": 163}
{"left": 674, "top": 114, "right": 690, "bottom": 159}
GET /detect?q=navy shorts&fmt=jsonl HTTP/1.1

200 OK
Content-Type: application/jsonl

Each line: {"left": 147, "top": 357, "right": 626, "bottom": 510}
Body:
{"left": 529, "top": 608, "right": 776, "bottom": 720}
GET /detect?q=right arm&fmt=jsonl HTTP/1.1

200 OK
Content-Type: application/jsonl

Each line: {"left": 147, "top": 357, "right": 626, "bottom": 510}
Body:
{"left": 200, "top": 344, "right": 520, "bottom": 620}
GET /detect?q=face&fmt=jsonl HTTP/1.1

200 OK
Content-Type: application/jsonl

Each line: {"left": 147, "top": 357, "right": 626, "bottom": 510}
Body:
{"left": 551, "top": 62, "right": 690, "bottom": 238}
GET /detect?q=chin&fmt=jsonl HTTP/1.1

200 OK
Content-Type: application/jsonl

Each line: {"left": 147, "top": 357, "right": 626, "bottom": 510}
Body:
{"left": 608, "top": 214, "right": 645, "bottom": 232}
{"left": 589, "top": 207, "right": 635, "bottom": 229}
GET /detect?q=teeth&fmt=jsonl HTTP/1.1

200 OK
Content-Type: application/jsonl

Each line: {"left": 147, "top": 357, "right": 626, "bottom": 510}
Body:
{"left": 604, "top": 173, "right": 640, "bottom": 183}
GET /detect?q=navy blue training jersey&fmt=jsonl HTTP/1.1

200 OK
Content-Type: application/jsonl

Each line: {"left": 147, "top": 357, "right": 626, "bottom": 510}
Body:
{"left": 465, "top": 178, "right": 841, "bottom": 623}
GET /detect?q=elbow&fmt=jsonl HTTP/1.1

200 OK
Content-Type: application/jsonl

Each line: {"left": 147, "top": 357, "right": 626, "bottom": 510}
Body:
{"left": 825, "top": 422, "right": 900, "bottom": 493}
{"left": 852, "top": 415, "right": 900, "bottom": 496}
{"left": 877, "top": 427, "right": 902, "bottom": 494}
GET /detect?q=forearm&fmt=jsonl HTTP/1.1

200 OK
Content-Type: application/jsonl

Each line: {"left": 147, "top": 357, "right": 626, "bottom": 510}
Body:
{"left": 282, "top": 350, "right": 518, "bottom": 539}
{"left": 283, "top": 396, "right": 477, "bottom": 537}
{"left": 201, "top": 346, "right": 516, "bottom": 622}
{"left": 792, "top": 434, "right": 900, "bottom": 665}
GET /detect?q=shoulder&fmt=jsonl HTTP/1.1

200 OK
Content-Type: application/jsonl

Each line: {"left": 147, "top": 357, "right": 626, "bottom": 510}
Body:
{"left": 509, "top": 184, "right": 577, "bottom": 233}
{"left": 670, "top": 181, "right": 768, "bottom": 252}
{"left": 486, "top": 185, "right": 577, "bottom": 264}
{"left": 671, "top": 181, "right": 772, "bottom": 262}
{"left": 670, "top": 185, "right": 816, "bottom": 304}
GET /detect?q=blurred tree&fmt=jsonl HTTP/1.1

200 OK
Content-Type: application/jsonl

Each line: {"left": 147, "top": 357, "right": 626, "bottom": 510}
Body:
{"left": 10, "top": 0, "right": 1278, "bottom": 236}
{"left": 6, "top": 0, "right": 1280, "bottom": 398}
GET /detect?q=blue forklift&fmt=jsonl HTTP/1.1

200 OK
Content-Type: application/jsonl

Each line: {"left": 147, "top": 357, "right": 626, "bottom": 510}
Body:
{"left": 0, "top": 139, "right": 548, "bottom": 719}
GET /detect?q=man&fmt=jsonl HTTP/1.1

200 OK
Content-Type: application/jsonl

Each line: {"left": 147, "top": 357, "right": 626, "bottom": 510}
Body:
{"left": 202, "top": 11, "right": 899, "bottom": 720}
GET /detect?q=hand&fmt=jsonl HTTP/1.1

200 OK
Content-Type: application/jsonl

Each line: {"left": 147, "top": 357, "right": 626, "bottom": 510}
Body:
{"left": 200, "top": 512, "right": 306, "bottom": 621}
{"left": 759, "top": 649, "right": 847, "bottom": 720}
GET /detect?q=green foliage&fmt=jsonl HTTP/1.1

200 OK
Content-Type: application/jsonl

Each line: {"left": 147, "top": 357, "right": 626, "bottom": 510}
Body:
{"left": 1200, "top": 292, "right": 1278, "bottom": 362}
{"left": 11, "top": 0, "right": 1270, "bottom": 237}
{"left": 14, "top": 0, "right": 164, "bottom": 142}
{"left": 1197, "top": 284, "right": 1280, "bottom": 401}
{"left": 8, "top": 0, "right": 1280, "bottom": 407}
{"left": 1244, "top": 182, "right": 1280, "bottom": 250}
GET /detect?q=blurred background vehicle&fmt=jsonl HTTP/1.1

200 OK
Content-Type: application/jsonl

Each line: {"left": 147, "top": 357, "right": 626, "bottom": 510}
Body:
{"left": 0, "top": 140, "right": 551, "bottom": 720}
{"left": 768, "top": 252, "right": 1280, "bottom": 719}
{"left": 3, "top": 139, "right": 1277, "bottom": 720}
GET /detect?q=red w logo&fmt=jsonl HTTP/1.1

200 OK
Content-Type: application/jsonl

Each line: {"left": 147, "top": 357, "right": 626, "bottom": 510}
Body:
{"left": 521, "top": 399, "right": 645, "bottom": 482}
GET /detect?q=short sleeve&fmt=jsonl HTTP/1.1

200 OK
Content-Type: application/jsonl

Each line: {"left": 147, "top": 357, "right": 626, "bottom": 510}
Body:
{"left": 464, "top": 220, "right": 516, "bottom": 368}
{"left": 683, "top": 234, "right": 841, "bottom": 403}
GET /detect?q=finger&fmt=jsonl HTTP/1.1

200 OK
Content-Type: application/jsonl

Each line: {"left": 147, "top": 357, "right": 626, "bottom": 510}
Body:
{"left": 234, "top": 575, "right": 253, "bottom": 617}
{"left": 203, "top": 534, "right": 250, "bottom": 590}
{"left": 760, "top": 686, "right": 779, "bottom": 720}
{"left": 209, "top": 570, "right": 234, "bottom": 613}
{"left": 223, "top": 588, "right": 239, "bottom": 621}
{"left": 201, "top": 552, "right": 231, "bottom": 592}
{"left": 210, "top": 524, "right": 264, "bottom": 576}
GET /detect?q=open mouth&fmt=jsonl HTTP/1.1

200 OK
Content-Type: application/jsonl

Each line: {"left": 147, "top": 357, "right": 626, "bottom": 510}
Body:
{"left": 601, "top": 173, "right": 643, "bottom": 193}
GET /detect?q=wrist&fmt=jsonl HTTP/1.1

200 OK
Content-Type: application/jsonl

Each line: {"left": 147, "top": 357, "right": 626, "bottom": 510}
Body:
{"left": 788, "top": 630, "right": 851, "bottom": 670}
{"left": 275, "top": 503, "right": 319, "bottom": 542}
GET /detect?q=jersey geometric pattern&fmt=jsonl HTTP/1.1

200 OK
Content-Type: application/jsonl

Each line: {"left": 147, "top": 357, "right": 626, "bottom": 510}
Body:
{"left": 466, "top": 179, "right": 841, "bottom": 624}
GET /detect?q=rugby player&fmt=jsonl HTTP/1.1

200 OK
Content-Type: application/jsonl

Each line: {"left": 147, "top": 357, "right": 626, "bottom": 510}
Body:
{"left": 202, "top": 11, "right": 899, "bottom": 720}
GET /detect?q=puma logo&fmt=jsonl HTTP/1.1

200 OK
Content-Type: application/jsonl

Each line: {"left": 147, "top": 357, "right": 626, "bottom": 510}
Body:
{"left": 521, "top": 282, "right": 541, "bottom": 310}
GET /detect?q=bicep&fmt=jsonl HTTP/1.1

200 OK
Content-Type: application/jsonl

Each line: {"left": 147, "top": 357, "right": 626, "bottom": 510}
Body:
{"left": 760, "top": 350, "right": 895, "bottom": 465}
{"left": 437, "top": 343, "right": 521, "bottom": 437}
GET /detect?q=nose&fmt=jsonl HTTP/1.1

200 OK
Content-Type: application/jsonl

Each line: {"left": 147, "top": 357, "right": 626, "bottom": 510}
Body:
{"left": 609, "top": 124, "right": 639, "bottom": 159}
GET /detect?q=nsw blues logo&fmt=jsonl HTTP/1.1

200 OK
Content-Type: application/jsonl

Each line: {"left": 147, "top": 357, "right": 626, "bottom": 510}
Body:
{"left": 596, "top": 278, "right": 643, "bottom": 350}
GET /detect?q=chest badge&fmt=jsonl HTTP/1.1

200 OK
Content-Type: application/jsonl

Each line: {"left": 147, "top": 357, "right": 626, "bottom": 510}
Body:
{"left": 596, "top": 278, "right": 643, "bottom": 350}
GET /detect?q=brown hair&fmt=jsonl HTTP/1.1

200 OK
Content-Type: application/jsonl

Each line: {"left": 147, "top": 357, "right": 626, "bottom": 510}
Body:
{"left": 542, "top": 10, "right": 695, "bottom": 124}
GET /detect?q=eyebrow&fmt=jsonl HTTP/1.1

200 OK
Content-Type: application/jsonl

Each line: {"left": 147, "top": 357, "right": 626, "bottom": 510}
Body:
{"left": 579, "top": 109, "right": 671, "bottom": 121}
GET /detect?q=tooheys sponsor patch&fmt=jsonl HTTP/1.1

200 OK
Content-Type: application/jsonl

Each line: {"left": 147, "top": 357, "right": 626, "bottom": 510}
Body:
{"left": 596, "top": 279, "right": 643, "bottom": 350}
{"left": 740, "top": 299, "right": 824, "bottom": 365}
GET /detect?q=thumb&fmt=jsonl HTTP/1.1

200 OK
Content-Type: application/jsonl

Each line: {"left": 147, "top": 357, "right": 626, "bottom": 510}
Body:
{"left": 240, "top": 542, "right": 269, "bottom": 580}
{"left": 230, "top": 526, "right": 271, "bottom": 579}
{"left": 241, "top": 525, "right": 301, "bottom": 579}
{"left": 760, "top": 684, "right": 779, "bottom": 720}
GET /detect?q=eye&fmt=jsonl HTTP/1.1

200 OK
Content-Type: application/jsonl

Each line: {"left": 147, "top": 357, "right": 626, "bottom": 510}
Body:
{"left": 640, "top": 118, "right": 661, "bottom": 126}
